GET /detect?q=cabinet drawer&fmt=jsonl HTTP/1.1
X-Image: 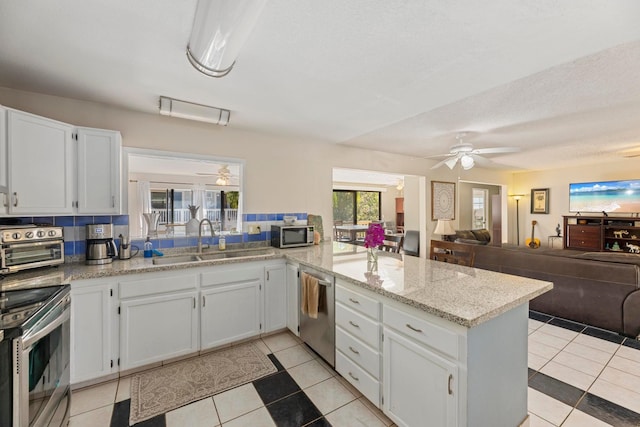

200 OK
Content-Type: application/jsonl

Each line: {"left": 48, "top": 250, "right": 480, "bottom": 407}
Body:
{"left": 201, "top": 266, "right": 262, "bottom": 287}
{"left": 336, "top": 303, "right": 380, "bottom": 349}
{"left": 336, "top": 350, "right": 380, "bottom": 407}
{"left": 567, "top": 226, "right": 601, "bottom": 249}
{"left": 336, "top": 285, "right": 380, "bottom": 320}
{"left": 119, "top": 273, "right": 198, "bottom": 299}
{"left": 336, "top": 326, "right": 380, "bottom": 379}
{"left": 383, "top": 305, "right": 459, "bottom": 359}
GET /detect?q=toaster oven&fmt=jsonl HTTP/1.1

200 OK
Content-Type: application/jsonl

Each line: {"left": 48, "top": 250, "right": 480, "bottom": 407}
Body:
{"left": 0, "top": 225, "right": 64, "bottom": 274}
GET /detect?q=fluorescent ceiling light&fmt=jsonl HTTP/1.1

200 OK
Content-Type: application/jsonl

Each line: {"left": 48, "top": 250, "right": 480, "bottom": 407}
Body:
{"left": 159, "top": 96, "right": 230, "bottom": 126}
{"left": 186, "top": 0, "right": 267, "bottom": 78}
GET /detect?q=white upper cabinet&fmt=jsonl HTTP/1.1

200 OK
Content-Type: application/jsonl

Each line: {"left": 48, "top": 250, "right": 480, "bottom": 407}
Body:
{"left": 76, "top": 127, "right": 121, "bottom": 214}
{"left": 0, "top": 107, "right": 122, "bottom": 215}
{"left": 7, "top": 109, "right": 74, "bottom": 214}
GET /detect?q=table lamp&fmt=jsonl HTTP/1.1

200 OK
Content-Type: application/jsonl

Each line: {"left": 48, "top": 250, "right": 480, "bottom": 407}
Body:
{"left": 434, "top": 219, "right": 456, "bottom": 241}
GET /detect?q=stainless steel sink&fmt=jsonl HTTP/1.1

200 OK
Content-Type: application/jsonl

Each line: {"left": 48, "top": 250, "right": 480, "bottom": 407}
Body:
{"left": 223, "top": 248, "right": 275, "bottom": 258}
{"left": 152, "top": 254, "right": 202, "bottom": 265}
{"left": 197, "top": 252, "right": 229, "bottom": 261}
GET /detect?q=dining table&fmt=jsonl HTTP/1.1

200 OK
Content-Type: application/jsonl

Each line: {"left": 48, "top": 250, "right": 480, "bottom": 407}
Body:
{"left": 334, "top": 224, "right": 369, "bottom": 242}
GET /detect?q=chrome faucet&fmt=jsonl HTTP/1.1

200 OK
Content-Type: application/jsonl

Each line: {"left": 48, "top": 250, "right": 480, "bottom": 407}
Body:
{"left": 198, "top": 218, "right": 215, "bottom": 253}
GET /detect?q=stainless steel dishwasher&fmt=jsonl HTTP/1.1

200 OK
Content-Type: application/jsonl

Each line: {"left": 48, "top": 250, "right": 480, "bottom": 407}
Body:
{"left": 299, "top": 266, "right": 335, "bottom": 367}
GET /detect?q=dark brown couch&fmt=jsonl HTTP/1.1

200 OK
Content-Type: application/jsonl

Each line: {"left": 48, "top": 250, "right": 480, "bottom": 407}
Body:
{"left": 468, "top": 245, "right": 640, "bottom": 338}
{"left": 453, "top": 229, "right": 492, "bottom": 245}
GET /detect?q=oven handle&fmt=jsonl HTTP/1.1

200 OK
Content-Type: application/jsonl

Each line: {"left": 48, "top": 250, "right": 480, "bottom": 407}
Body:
{"left": 22, "top": 295, "right": 70, "bottom": 349}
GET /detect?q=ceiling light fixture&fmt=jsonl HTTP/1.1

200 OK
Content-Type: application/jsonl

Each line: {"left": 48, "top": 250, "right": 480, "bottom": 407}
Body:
{"left": 460, "top": 154, "right": 475, "bottom": 170}
{"left": 186, "top": 0, "right": 267, "bottom": 78}
{"left": 159, "top": 96, "right": 230, "bottom": 126}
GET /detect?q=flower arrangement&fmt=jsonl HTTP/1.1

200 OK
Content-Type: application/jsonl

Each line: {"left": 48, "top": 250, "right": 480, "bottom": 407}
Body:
{"left": 364, "top": 223, "right": 385, "bottom": 248}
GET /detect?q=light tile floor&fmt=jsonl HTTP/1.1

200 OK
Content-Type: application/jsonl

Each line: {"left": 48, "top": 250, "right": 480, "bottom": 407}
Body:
{"left": 528, "top": 313, "right": 640, "bottom": 426}
{"left": 68, "top": 313, "right": 640, "bottom": 426}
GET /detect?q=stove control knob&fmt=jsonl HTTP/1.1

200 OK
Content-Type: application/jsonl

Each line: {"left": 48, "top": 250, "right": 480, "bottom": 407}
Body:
{"left": 12, "top": 232, "right": 21, "bottom": 240}
{"left": 48, "top": 230, "right": 58, "bottom": 237}
{"left": 25, "top": 231, "right": 34, "bottom": 238}
{"left": 37, "top": 231, "right": 46, "bottom": 238}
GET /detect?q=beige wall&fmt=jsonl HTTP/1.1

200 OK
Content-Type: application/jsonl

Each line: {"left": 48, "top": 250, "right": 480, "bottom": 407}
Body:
{"left": 6, "top": 87, "right": 592, "bottom": 245}
{"left": 511, "top": 163, "right": 640, "bottom": 246}
{"left": 0, "top": 87, "right": 511, "bottom": 241}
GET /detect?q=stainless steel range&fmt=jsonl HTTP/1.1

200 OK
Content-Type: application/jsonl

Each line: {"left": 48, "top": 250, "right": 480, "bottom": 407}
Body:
{"left": 0, "top": 284, "right": 71, "bottom": 427}
{"left": 0, "top": 225, "right": 64, "bottom": 274}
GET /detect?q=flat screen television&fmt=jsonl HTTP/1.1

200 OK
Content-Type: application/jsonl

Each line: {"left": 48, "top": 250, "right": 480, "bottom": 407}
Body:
{"left": 569, "top": 179, "right": 640, "bottom": 213}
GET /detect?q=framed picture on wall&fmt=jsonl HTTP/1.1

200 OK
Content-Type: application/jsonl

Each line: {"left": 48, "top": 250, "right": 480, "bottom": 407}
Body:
{"left": 431, "top": 181, "right": 456, "bottom": 220}
{"left": 531, "top": 188, "right": 549, "bottom": 214}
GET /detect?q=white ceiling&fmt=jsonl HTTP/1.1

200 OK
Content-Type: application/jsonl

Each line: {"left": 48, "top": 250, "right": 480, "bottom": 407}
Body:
{"left": 1, "top": 1, "right": 640, "bottom": 172}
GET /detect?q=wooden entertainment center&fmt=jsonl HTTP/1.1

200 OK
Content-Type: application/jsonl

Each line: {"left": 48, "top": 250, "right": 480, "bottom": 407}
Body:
{"left": 563, "top": 215, "right": 640, "bottom": 253}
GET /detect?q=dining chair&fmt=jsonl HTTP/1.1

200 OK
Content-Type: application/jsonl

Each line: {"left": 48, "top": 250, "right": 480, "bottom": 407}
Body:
{"left": 403, "top": 230, "right": 420, "bottom": 257}
{"left": 380, "top": 234, "right": 404, "bottom": 254}
{"left": 429, "top": 239, "right": 476, "bottom": 267}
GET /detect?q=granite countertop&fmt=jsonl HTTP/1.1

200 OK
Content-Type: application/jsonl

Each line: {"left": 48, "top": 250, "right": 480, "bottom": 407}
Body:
{"left": 1, "top": 242, "right": 552, "bottom": 328}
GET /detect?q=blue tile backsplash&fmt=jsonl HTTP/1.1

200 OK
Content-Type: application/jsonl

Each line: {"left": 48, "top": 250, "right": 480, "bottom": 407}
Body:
{"left": 9, "top": 212, "right": 308, "bottom": 256}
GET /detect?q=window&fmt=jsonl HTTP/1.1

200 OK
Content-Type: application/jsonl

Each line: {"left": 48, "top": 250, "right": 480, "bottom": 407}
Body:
{"left": 333, "top": 190, "right": 380, "bottom": 224}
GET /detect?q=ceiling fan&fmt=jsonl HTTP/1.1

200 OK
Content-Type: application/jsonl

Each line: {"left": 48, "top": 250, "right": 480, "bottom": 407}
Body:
{"left": 428, "top": 133, "right": 520, "bottom": 170}
{"left": 195, "top": 164, "right": 236, "bottom": 185}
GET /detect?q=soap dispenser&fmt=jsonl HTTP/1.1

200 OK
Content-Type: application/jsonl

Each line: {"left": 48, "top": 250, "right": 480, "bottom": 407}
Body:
{"left": 144, "top": 237, "right": 153, "bottom": 258}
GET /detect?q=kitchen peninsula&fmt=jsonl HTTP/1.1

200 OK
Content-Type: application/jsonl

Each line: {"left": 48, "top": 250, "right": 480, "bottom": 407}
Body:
{"left": 2, "top": 242, "right": 551, "bottom": 427}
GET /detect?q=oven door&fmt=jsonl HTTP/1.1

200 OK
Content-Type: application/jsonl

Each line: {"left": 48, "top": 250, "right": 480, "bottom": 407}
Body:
{"left": 2, "top": 241, "right": 64, "bottom": 274}
{"left": 14, "top": 292, "right": 71, "bottom": 427}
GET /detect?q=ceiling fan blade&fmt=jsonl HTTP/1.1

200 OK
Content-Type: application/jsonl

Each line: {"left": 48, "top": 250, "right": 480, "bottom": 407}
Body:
{"left": 472, "top": 147, "right": 520, "bottom": 155}
{"left": 424, "top": 153, "right": 454, "bottom": 159}
{"left": 623, "top": 153, "right": 640, "bottom": 158}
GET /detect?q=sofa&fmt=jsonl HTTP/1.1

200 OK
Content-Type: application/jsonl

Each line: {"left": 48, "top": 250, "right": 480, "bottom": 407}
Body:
{"left": 467, "top": 244, "right": 640, "bottom": 338}
{"left": 453, "top": 229, "right": 492, "bottom": 245}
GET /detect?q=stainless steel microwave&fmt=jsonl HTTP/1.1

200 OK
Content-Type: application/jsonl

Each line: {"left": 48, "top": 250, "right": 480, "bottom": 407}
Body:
{"left": 271, "top": 225, "right": 314, "bottom": 248}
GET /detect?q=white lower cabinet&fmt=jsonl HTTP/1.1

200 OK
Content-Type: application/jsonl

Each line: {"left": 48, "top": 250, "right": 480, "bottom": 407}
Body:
{"left": 200, "top": 264, "right": 263, "bottom": 350}
{"left": 119, "top": 271, "right": 199, "bottom": 371}
{"left": 70, "top": 279, "right": 118, "bottom": 384}
{"left": 286, "top": 262, "right": 299, "bottom": 336}
{"left": 383, "top": 327, "right": 458, "bottom": 427}
{"left": 335, "top": 281, "right": 382, "bottom": 406}
{"left": 264, "top": 262, "right": 287, "bottom": 333}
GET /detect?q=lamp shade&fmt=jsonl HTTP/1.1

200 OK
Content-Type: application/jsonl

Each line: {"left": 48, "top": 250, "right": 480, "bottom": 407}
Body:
{"left": 186, "top": 0, "right": 267, "bottom": 78}
{"left": 434, "top": 219, "right": 456, "bottom": 236}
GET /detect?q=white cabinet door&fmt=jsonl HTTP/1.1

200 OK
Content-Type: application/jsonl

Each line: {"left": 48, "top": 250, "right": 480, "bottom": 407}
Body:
{"left": 0, "top": 106, "right": 7, "bottom": 195}
{"left": 76, "top": 127, "right": 121, "bottom": 214}
{"left": 6, "top": 110, "right": 74, "bottom": 214}
{"left": 120, "top": 291, "right": 199, "bottom": 370}
{"left": 201, "top": 280, "right": 261, "bottom": 349}
{"left": 286, "top": 263, "right": 299, "bottom": 336}
{"left": 70, "top": 280, "right": 118, "bottom": 384}
{"left": 383, "top": 327, "right": 458, "bottom": 427}
{"left": 264, "top": 263, "right": 286, "bottom": 333}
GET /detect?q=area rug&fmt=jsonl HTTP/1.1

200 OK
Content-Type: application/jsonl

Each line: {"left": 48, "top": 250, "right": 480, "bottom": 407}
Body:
{"left": 129, "top": 341, "right": 276, "bottom": 424}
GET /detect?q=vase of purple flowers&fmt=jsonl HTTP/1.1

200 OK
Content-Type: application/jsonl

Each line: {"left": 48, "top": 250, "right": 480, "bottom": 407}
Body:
{"left": 364, "top": 223, "right": 385, "bottom": 272}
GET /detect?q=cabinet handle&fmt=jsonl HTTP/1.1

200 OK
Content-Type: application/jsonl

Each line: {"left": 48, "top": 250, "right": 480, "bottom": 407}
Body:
{"left": 202, "top": 295, "right": 206, "bottom": 307}
{"left": 13, "top": 192, "right": 18, "bottom": 207}
{"left": 448, "top": 374, "right": 453, "bottom": 395}
{"left": 348, "top": 346, "right": 360, "bottom": 355}
{"left": 406, "top": 323, "right": 423, "bottom": 333}
{"left": 193, "top": 297, "right": 196, "bottom": 309}
{"left": 267, "top": 271, "right": 269, "bottom": 281}
{"left": 112, "top": 196, "right": 115, "bottom": 208}
{"left": 348, "top": 372, "right": 359, "bottom": 381}
{"left": 349, "top": 298, "right": 360, "bottom": 304}
{"left": 349, "top": 320, "right": 360, "bottom": 328}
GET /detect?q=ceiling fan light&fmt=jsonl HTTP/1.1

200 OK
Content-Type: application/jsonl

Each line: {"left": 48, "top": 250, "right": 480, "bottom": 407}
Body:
{"left": 186, "top": 0, "right": 267, "bottom": 78}
{"left": 460, "top": 154, "right": 475, "bottom": 170}
{"left": 444, "top": 157, "right": 458, "bottom": 169}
